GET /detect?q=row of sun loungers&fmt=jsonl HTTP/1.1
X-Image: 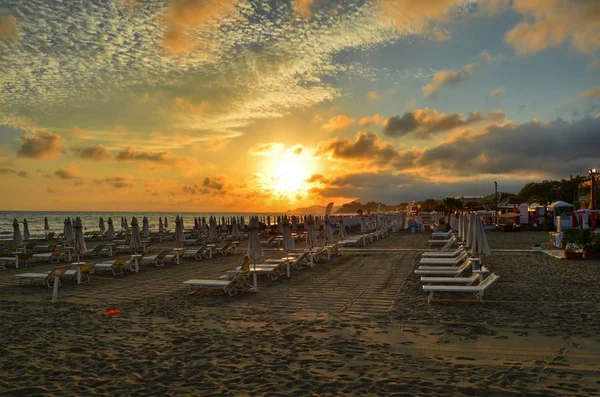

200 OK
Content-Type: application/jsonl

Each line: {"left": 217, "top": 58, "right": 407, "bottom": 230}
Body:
{"left": 416, "top": 230, "right": 500, "bottom": 303}
{"left": 183, "top": 243, "right": 342, "bottom": 297}
{"left": 339, "top": 229, "right": 389, "bottom": 247}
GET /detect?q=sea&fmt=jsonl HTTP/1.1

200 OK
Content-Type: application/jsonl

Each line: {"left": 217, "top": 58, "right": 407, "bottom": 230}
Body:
{"left": 0, "top": 211, "right": 290, "bottom": 239}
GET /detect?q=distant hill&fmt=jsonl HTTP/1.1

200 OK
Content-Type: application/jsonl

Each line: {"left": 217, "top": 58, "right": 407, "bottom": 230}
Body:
{"left": 334, "top": 201, "right": 397, "bottom": 214}
{"left": 285, "top": 205, "right": 340, "bottom": 214}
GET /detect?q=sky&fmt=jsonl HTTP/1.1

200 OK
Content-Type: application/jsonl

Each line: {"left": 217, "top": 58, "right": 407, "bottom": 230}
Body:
{"left": 0, "top": 0, "right": 599, "bottom": 212}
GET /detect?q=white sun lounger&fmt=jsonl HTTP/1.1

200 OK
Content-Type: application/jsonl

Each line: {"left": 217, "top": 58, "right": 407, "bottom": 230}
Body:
{"left": 422, "top": 273, "right": 499, "bottom": 303}
{"left": 420, "top": 273, "right": 479, "bottom": 285}
{"left": 430, "top": 230, "right": 453, "bottom": 239}
{"left": 15, "top": 265, "right": 71, "bottom": 288}
{"left": 427, "top": 235, "right": 456, "bottom": 246}
{"left": 414, "top": 260, "right": 474, "bottom": 276}
{"left": 184, "top": 271, "right": 249, "bottom": 296}
{"left": 419, "top": 251, "right": 468, "bottom": 265}
{"left": 422, "top": 247, "right": 466, "bottom": 258}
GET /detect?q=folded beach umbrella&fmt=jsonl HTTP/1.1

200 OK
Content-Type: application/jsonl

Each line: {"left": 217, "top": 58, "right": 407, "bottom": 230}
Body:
{"left": 13, "top": 218, "right": 23, "bottom": 247}
{"left": 466, "top": 213, "right": 476, "bottom": 249}
{"left": 306, "top": 214, "right": 317, "bottom": 246}
{"left": 324, "top": 214, "right": 334, "bottom": 243}
{"left": 23, "top": 218, "right": 30, "bottom": 241}
{"left": 282, "top": 215, "right": 295, "bottom": 251}
{"left": 44, "top": 216, "right": 50, "bottom": 235}
{"left": 99, "top": 216, "right": 106, "bottom": 233}
{"left": 231, "top": 217, "right": 239, "bottom": 238}
{"left": 247, "top": 216, "right": 263, "bottom": 291}
{"left": 201, "top": 217, "right": 207, "bottom": 233}
{"left": 175, "top": 215, "right": 185, "bottom": 246}
{"left": 209, "top": 216, "right": 218, "bottom": 241}
{"left": 194, "top": 217, "right": 199, "bottom": 230}
{"left": 471, "top": 215, "right": 491, "bottom": 258}
{"left": 339, "top": 217, "right": 347, "bottom": 239}
{"left": 277, "top": 216, "right": 283, "bottom": 234}
{"left": 120, "top": 217, "right": 125, "bottom": 231}
{"left": 360, "top": 216, "right": 367, "bottom": 233}
{"left": 107, "top": 217, "right": 115, "bottom": 241}
{"left": 164, "top": 217, "right": 169, "bottom": 230}
{"left": 130, "top": 216, "right": 142, "bottom": 252}
{"left": 142, "top": 216, "right": 149, "bottom": 240}
{"left": 65, "top": 217, "right": 75, "bottom": 244}
{"left": 239, "top": 216, "right": 245, "bottom": 231}
{"left": 73, "top": 216, "right": 87, "bottom": 260}
{"left": 291, "top": 215, "right": 298, "bottom": 232}
{"left": 159, "top": 217, "right": 164, "bottom": 234}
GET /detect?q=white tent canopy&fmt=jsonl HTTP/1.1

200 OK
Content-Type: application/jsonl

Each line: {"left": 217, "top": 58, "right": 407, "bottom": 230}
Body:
{"left": 549, "top": 201, "right": 574, "bottom": 209}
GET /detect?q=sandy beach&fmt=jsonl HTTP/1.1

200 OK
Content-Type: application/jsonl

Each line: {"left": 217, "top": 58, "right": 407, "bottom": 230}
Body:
{"left": 1, "top": 231, "right": 599, "bottom": 396}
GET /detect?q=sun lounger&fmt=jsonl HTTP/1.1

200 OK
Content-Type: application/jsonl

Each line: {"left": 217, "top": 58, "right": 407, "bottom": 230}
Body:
{"left": 420, "top": 273, "right": 480, "bottom": 285}
{"left": 32, "top": 249, "right": 64, "bottom": 264}
{"left": 140, "top": 250, "right": 170, "bottom": 267}
{"left": 427, "top": 235, "right": 457, "bottom": 247}
{"left": 414, "top": 260, "right": 474, "bottom": 276}
{"left": 84, "top": 244, "right": 107, "bottom": 258}
{"left": 182, "top": 247, "right": 209, "bottom": 260}
{"left": 422, "top": 273, "right": 500, "bottom": 303}
{"left": 93, "top": 256, "right": 130, "bottom": 276}
{"left": 184, "top": 270, "right": 250, "bottom": 296}
{"left": 430, "top": 230, "right": 453, "bottom": 239}
{"left": 15, "top": 265, "right": 71, "bottom": 288}
{"left": 419, "top": 251, "right": 468, "bottom": 265}
{"left": 422, "top": 246, "right": 465, "bottom": 258}
{"left": 62, "top": 263, "right": 96, "bottom": 284}
{"left": 215, "top": 242, "right": 237, "bottom": 255}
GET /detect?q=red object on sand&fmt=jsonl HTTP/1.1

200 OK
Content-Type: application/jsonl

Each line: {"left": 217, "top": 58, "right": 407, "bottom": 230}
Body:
{"left": 104, "top": 309, "right": 121, "bottom": 316}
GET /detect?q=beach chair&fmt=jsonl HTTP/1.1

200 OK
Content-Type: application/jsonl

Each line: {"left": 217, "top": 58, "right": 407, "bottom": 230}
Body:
{"left": 15, "top": 265, "right": 71, "bottom": 288}
{"left": 63, "top": 263, "right": 96, "bottom": 284}
{"left": 427, "top": 235, "right": 457, "bottom": 248}
{"left": 422, "top": 273, "right": 500, "bottom": 303}
{"left": 422, "top": 246, "right": 466, "bottom": 258}
{"left": 140, "top": 250, "right": 170, "bottom": 267}
{"left": 32, "top": 249, "right": 64, "bottom": 264}
{"left": 183, "top": 270, "right": 250, "bottom": 297}
{"left": 420, "top": 273, "right": 480, "bottom": 285}
{"left": 182, "top": 247, "right": 209, "bottom": 261}
{"left": 265, "top": 251, "right": 312, "bottom": 272}
{"left": 414, "top": 260, "right": 474, "bottom": 276}
{"left": 419, "top": 251, "right": 468, "bottom": 266}
{"left": 214, "top": 242, "right": 236, "bottom": 255}
{"left": 430, "top": 230, "right": 453, "bottom": 239}
{"left": 84, "top": 244, "right": 107, "bottom": 258}
{"left": 93, "top": 256, "right": 129, "bottom": 276}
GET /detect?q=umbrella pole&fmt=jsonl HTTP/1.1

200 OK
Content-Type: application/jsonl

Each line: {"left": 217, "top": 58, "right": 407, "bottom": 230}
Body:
{"left": 252, "top": 259, "right": 258, "bottom": 292}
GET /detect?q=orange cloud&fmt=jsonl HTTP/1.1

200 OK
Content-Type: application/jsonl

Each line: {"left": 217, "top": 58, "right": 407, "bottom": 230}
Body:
{"left": 358, "top": 114, "right": 384, "bottom": 126}
{"left": 489, "top": 87, "right": 506, "bottom": 96}
{"left": 248, "top": 142, "right": 284, "bottom": 156}
{"left": 321, "top": 114, "right": 355, "bottom": 132}
{"left": 162, "top": 0, "right": 237, "bottom": 54}
{"left": 71, "top": 145, "right": 112, "bottom": 161}
{"left": 378, "top": 0, "right": 457, "bottom": 38}
{"left": 292, "top": 0, "right": 314, "bottom": 17}
{"left": 579, "top": 87, "right": 600, "bottom": 98}
{"left": 367, "top": 90, "right": 380, "bottom": 101}
{"left": 0, "top": 15, "right": 18, "bottom": 42}
{"left": 505, "top": 1, "right": 600, "bottom": 57}
{"left": 316, "top": 132, "right": 400, "bottom": 167}
{"left": 422, "top": 51, "right": 495, "bottom": 98}
{"left": 17, "top": 131, "right": 64, "bottom": 159}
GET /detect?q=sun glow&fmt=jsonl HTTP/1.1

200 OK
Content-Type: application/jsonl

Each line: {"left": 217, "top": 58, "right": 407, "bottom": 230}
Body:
{"left": 265, "top": 152, "right": 315, "bottom": 200}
